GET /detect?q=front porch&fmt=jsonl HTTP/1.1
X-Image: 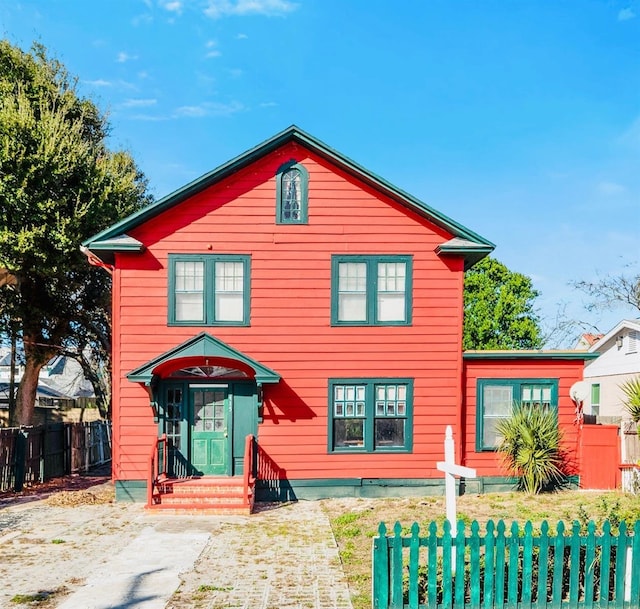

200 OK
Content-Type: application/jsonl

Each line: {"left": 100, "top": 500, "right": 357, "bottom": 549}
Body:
{"left": 147, "top": 433, "right": 256, "bottom": 515}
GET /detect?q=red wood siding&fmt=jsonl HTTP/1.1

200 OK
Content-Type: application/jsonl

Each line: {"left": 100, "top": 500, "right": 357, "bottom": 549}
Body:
{"left": 112, "top": 142, "right": 467, "bottom": 483}
{"left": 462, "top": 358, "right": 587, "bottom": 477}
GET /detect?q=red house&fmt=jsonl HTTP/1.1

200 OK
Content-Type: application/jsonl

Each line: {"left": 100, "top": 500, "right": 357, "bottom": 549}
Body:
{"left": 83, "top": 127, "right": 596, "bottom": 512}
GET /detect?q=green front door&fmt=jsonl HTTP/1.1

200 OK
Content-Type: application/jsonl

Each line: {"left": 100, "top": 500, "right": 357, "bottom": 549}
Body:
{"left": 190, "top": 386, "right": 230, "bottom": 476}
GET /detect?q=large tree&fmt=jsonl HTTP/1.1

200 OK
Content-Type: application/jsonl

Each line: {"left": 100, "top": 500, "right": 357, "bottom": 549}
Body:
{"left": 0, "top": 41, "right": 151, "bottom": 425}
{"left": 463, "top": 256, "right": 543, "bottom": 350}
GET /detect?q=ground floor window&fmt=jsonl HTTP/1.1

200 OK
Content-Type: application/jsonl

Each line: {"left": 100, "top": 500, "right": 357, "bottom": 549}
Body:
{"left": 476, "top": 378, "right": 558, "bottom": 451}
{"left": 328, "top": 378, "right": 413, "bottom": 453}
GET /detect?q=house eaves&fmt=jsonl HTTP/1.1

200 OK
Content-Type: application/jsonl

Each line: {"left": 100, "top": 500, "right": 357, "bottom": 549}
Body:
{"left": 83, "top": 126, "right": 495, "bottom": 268}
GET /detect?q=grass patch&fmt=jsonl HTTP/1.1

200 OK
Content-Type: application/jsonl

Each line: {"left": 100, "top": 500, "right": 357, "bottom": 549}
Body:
{"left": 51, "top": 538, "right": 65, "bottom": 544}
{"left": 322, "top": 490, "right": 640, "bottom": 609}
{"left": 196, "top": 584, "right": 233, "bottom": 592}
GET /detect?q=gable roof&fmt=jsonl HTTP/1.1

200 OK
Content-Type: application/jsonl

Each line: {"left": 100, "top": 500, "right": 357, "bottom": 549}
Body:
{"left": 126, "top": 332, "right": 281, "bottom": 385}
{"left": 83, "top": 125, "right": 494, "bottom": 269}
{"left": 588, "top": 319, "right": 640, "bottom": 353}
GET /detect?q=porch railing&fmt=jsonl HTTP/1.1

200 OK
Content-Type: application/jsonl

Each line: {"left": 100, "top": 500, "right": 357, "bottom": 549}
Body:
{"left": 147, "top": 433, "right": 167, "bottom": 507}
{"left": 243, "top": 434, "right": 256, "bottom": 510}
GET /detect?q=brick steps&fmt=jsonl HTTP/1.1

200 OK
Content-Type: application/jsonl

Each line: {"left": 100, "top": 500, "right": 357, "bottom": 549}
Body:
{"left": 148, "top": 476, "right": 254, "bottom": 514}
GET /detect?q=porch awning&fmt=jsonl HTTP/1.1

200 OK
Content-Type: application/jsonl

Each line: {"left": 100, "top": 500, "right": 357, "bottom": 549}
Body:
{"left": 126, "top": 332, "right": 281, "bottom": 385}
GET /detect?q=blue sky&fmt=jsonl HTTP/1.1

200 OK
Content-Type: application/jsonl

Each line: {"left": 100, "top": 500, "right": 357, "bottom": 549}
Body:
{"left": 2, "top": 0, "right": 639, "bottom": 344}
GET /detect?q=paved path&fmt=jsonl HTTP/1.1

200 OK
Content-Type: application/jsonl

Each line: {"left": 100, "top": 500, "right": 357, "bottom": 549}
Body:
{"left": 0, "top": 491, "right": 353, "bottom": 609}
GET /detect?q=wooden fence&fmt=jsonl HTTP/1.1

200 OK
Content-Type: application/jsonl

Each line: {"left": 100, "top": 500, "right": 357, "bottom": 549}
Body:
{"left": 0, "top": 421, "right": 111, "bottom": 493}
{"left": 373, "top": 519, "right": 640, "bottom": 609}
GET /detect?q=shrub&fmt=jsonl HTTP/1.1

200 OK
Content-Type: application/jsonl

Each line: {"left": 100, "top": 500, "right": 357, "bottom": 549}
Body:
{"left": 620, "top": 377, "right": 640, "bottom": 435}
{"left": 496, "top": 404, "right": 566, "bottom": 494}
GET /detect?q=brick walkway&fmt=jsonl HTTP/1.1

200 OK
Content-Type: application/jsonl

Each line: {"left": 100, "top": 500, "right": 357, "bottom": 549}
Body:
{"left": 164, "top": 501, "right": 353, "bottom": 609}
{"left": 0, "top": 491, "right": 353, "bottom": 609}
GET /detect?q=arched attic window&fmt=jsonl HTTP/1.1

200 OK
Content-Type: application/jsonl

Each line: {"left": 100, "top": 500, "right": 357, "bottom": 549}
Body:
{"left": 276, "top": 161, "right": 309, "bottom": 224}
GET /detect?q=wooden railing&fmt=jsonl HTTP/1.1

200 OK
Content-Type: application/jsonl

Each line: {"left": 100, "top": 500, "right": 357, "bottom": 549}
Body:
{"left": 243, "top": 434, "right": 256, "bottom": 510}
{"left": 373, "top": 519, "right": 640, "bottom": 609}
{"left": 147, "top": 434, "right": 167, "bottom": 507}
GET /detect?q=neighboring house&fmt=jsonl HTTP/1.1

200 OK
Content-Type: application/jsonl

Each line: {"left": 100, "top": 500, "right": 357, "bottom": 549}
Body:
{"left": 0, "top": 349, "right": 94, "bottom": 413}
{"left": 574, "top": 333, "right": 604, "bottom": 351}
{"left": 583, "top": 319, "right": 640, "bottom": 420}
{"left": 83, "top": 126, "right": 595, "bottom": 508}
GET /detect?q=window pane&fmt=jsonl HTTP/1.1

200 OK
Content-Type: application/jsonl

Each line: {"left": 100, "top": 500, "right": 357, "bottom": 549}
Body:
{"left": 175, "top": 260, "right": 205, "bottom": 321}
{"left": 216, "top": 293, "right": 244, "bottom": 321}
{"left": 483, "top": 417, "right": 503, "bottom": 448}
{"left": 176, "top": 292, "right": 204, "bottom": 321}
{"left": 338, "top": 262, "right": 367, "bottom": 322}
{"left": 483, "top": 386, "right": 513, "bottom": 416}
{"left": 214, "top": 261, "right": 244, "bottom": 322}
{"left": 334, "top": 419, "right": 364, "bottom": 448}
{"left": 375, "top": 419, "right": 404, "bottom": 448}
{"left": 282, "top": 169, "right": 302, "bottom": 222}
{"left": 377, "top": 262, "right": 406, "bottom": 322}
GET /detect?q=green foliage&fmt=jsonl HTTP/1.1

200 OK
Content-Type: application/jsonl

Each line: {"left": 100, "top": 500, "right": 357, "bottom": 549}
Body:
{"left": 496, "top": 405, "right": 566, "bottom": 493}
{"left": 463, "top": 256, "right": 543, "bottom": 350}
{"left": 0, "top": 40, "right": 152, "bottom": 423}
{"left": 620, "top": 377, "right": 640, "bottom": 434}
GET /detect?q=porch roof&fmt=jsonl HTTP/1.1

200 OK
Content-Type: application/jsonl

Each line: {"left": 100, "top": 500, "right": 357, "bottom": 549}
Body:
{"left": 127, "top": 332, "right": 281, "bottom": 385}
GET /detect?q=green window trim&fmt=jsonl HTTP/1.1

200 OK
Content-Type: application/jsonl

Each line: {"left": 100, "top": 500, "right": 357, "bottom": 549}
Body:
{"left": 331, "top": 255, "right": 413, "bottom": 326}
{"left": 475, "top": 378, "right": 558, "bottom": 452}
{"left": 327, "top": 378, "right": 414, "bottom": 454}
{"left": 276, "top": 160, "right": 309, "bottom": 224}
{"left": 590, "top": 383, "right": 600, "bottom": 416}
{"left": 168, "top": 254, "right": 251, "bottom": 326}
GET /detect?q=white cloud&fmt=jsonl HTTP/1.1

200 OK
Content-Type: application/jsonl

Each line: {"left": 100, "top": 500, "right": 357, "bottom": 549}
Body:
{"left": 204, "top": 0, "right": 298, "bottom": 18}
{"left": 174, "top": 101, "right": 244, "bottom": 117}
{"left": 205, "top": 40, "right": 222, "bottom": 58}
{"left": 236, "top": 33, "right": 249, "bottom": 39}
{"left": 132, "top": 13, "right": 153, "bottom": 26}
{"left": 121, "top": 98, "right": 158, "bottom": 108}
{"left": 161, "top": 0, "right": 183, "bottom": 13}
{"left": 618, "top": 7, "right": 636, "bottom": 20}
{"left": 597, "top": 181, "right": 626, "bottom": 196}
{"left": 117, "top": 52, "right": 138, "bottom": 63}
{"left": 84, "top": 79, "right": 112, "bottom": 87}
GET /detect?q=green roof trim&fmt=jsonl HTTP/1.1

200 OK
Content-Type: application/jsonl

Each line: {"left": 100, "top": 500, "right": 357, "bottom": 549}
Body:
{"left": 83, "top": 125, "right": 495, "bottom": 269}
{"left": 463, "top": 350, "right": 600, "bottom": 361}
{"left": 436, "top": 238, "right": 496, "bottom": 271}
{"left": 127, "top": 331, "right": 281, "bottom": 384}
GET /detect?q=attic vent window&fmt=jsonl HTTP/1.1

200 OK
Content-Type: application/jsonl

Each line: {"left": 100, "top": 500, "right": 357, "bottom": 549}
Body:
{"left": 628, "top": 330, "right": 638, "bottom": 354}
{"left": 276, "top": 161, "right": 308, "bottom": 224}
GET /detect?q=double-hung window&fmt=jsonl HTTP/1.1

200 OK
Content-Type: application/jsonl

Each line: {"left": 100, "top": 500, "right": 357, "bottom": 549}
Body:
{"left": 476, "top": 378, "right": 558, "bottom": 451}
{"left": 331, "top": 255, "right": 412, "bottom": 325}
{"left": 168, "top": 254, "right": 250, "bottom": 326}
{"left": 276, "top": 161, "right": 309, "bottom": 224}
{"left": 328, "top": 379, "right": 413, "bottom": 453}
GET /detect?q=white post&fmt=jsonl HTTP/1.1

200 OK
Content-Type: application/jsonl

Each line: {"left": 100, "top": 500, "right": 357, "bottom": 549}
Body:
{"left": 436, "top": 425, "right": 477, "bottom": 572}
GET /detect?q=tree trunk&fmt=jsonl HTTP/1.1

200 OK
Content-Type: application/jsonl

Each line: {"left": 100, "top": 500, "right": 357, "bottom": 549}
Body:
{"left": 14, "top": 358, "right": 44, "bottom": 426}
{"left": 14, "top": 332, "right": 56, "bottom": 426}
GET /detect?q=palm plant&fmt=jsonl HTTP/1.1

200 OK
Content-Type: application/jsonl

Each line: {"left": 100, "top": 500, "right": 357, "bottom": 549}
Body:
{"left": 496, "top": 404, "right": 566, "bottom": 494}
{"left": 620, "top": 377, "right": 640, "bottom": 435}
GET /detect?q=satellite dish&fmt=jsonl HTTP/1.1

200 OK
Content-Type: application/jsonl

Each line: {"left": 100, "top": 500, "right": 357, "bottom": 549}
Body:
{"left": 570, "top": 381, "right": 590, "bottom": 404}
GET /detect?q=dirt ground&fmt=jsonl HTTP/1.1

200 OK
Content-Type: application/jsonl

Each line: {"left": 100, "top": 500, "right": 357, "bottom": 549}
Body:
{"left": 0, "top": 470, "right": 149, "bottom": 608}
{"left": 0, "top": 471, "right": 353, "bottom": 609}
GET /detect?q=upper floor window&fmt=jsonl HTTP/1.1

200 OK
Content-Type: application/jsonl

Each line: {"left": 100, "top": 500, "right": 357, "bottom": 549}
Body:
{"left": 331, "top": 255, "right": 412, "bottom": 326}
{"left": 476, "top": 378, "right": 558, "bottom": 451}
{"left": 276, "top": 161, "right": 309, "bottom": 224}
{"left": 168, "top": 254, "right": 250, "bottom": 326}
{"left": 627, "top": 330, "right": 638, "bottom": 354}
